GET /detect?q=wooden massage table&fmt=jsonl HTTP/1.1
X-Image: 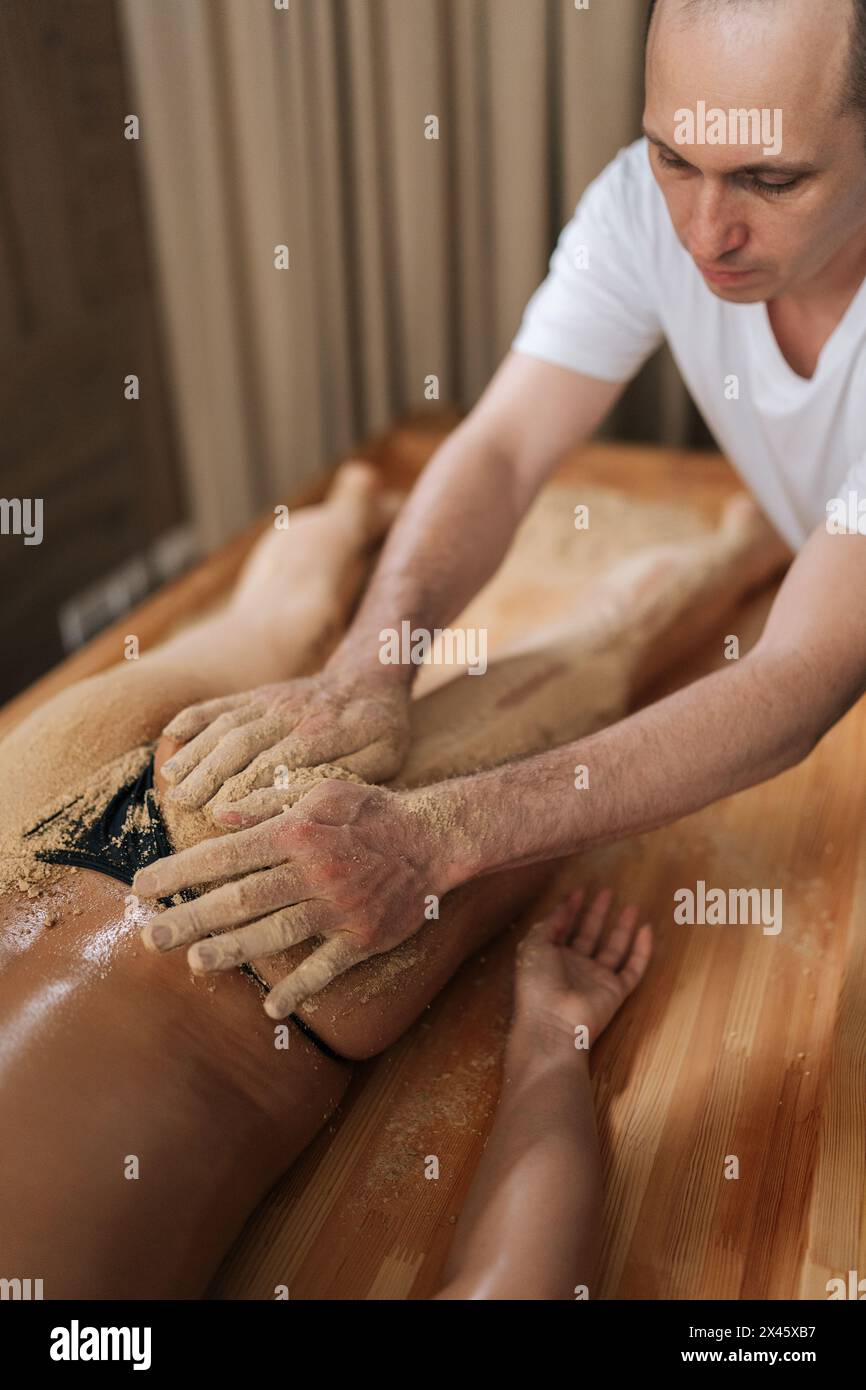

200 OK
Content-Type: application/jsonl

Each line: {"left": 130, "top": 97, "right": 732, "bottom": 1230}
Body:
{"left": 4, "top": 413, "right": 864, "bottom": 1300}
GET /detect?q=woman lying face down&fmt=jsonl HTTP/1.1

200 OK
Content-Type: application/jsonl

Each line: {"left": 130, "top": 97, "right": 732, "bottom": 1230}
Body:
{"left": 0, "top": 462, "right": 783, "bottom": 1297}
{"left": 2, "top": 719, "right": 652, "bottom": 1301}
{"left": 0, "top": 464, "right": 553, "bottom": 1297}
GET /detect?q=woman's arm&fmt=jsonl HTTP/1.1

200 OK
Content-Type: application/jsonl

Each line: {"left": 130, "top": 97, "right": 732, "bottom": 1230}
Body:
{"left": 434, "top": 888, "right": 653, "bottom": 1301}
{"left": 434, "top": 1025, "right": 601, "bottom": 1301}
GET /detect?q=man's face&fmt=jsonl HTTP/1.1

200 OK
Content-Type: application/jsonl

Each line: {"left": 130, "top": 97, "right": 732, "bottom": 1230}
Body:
{"left": 644, "top": 0, "right": 866, "bottom": 301}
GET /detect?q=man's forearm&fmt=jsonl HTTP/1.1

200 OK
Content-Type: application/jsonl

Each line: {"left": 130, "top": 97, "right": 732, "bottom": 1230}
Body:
{"left": 431, "top": 646, "right": 825, "bottom": 881}
{"left": 326, "top": 422, "right": 542, "bottom": 687}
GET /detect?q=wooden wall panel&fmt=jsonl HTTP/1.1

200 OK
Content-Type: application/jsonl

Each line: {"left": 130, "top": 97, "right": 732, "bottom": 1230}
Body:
{"left": 0, "top": 0, "right": 186, "bottom": 700}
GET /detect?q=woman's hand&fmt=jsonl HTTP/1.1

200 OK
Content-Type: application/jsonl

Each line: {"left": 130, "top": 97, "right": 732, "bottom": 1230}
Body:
{"left": 133, "top": 780, "right": 464, "bottom": 1019}
{"left": 158, "top": 669, "right": 411, "bottom": 813}
{"left": 514, "top": 886, "right": 653, "bottom": 1047}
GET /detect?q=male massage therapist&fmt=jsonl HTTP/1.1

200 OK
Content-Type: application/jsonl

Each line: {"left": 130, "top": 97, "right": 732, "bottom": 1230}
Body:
{"left": 135, "top": 0, "right": 866, "bottom": 1019}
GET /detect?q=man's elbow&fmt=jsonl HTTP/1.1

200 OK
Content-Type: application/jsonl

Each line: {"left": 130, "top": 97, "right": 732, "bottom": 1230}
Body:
{"left": 745, "top": 642, "right": 858, "bottom": 770}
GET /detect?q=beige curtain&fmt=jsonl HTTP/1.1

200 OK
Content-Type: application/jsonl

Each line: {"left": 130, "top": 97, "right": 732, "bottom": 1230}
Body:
{"left": 120, "top": 0, "right": 692, "bottom": 549}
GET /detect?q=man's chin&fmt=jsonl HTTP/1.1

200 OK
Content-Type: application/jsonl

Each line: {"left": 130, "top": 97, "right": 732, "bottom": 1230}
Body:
{"left": 704, "top": 279, "right": 771, "bottom": 304}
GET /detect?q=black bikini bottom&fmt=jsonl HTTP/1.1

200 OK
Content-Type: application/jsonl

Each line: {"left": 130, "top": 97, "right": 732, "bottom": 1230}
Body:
{"left": 27, "top": 750, "right": 346, "bottom": 1064}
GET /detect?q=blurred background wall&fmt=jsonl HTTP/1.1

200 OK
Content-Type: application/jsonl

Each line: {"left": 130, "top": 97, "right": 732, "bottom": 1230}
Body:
{"left": 0, "top": 0, "right": 189, "bottom": 698}
{"left": 1, "top": 0, "right": 707, "bottom": 702}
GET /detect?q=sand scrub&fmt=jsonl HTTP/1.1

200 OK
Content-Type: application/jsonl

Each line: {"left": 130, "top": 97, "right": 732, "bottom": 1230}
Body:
{"left": 135, "top": 491, "right": 790, "bottom": 1027}
{"left": 0, "top": 473, "right": 785, "bottom": 1295}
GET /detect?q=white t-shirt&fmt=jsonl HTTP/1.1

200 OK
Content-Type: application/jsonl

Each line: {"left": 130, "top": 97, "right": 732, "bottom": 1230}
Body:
{"left": 512, "top": 138, "right": 866, "bottom": 550}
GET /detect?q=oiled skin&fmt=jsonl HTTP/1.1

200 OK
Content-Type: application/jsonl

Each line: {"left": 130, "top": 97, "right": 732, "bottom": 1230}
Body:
{"left": 0, "top": 814, "right": 549, "bottom": 1297}
{"left": 0, "top": 712, "right": 552, "bottom": 1301}
{"left": 0, "top": 488, "right": 780, "bottom": 1297}
{"left": 0, "top": 870, "right": 348, "bottom": 1298}
{"left": 0, "top": 471, "right": 556, "bottom": 1297}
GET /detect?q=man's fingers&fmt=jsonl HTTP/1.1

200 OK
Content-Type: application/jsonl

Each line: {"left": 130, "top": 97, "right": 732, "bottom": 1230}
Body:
{"left": 133, "top": 815, "right": 290, "bottom": 898}
{"left": 254, "top": 726, "right": 354, "bottom": 774}
{"left": 140, "top": 864, "right": 306, "bottom": 951}
{"left": 171, "top": 721, "right": 357, "bottom": 809}
{"left": 211, "top": 787, "right": 307, "bottom": 827}
{"left": 263, "top": 934, "right": 367, "bottom": 1019}
{"left": 168, "top": 715, "right": 284, "bottom": 808}
{"left": 616, "top": 923, "right": 654, "bottom": 995}
{"left": 163, "top": 694, "right": 254, "bottom": 744}
{"left": 186, "top": 901, "right": 331, "bottom": 973}
{"left": 334, "top": 735, "right": 403, "bottom": 781}
{"left": 213, "top": 737, "right": 344, "bottom": 805}
{"left": 161, "top": 707, "right": 265, "bottom": 786}
{"left": 216, "top": 755, "right": 285, "bottom": 805}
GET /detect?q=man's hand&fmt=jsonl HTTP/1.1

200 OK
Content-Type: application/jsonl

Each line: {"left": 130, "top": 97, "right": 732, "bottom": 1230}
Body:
{"left": 134, "top": 779, "right": 463, "bottom": 1019}
{"left": 159, "top": 670, "right": 411, "bottom": 814}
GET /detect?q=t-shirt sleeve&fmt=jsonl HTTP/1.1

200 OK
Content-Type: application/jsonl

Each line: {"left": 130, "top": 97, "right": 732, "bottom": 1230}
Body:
{"left": 839, "top": 451, "right": 866, "bottom": 501}
{"left": 512, "top": 141, "right": 665, "bottom": 383}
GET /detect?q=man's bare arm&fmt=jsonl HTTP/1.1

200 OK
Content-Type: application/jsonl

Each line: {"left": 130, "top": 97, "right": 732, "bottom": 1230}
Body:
{"left": 327, "top": 352, "right": 626, "bottom": 686}
{"left": 440, "top": 524, "right": 866, "bottom": 877}
{"left": 161, "top": 352, "right": 625, "bottom": 803}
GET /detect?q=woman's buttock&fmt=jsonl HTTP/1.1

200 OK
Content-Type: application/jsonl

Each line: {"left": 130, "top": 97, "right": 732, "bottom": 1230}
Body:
{"left": 1, "top": 736, "right": 350, "bottom": 1068}
{"left": 153, "top": 736, "right": 552, "bottom": 1060}
{"left": 1, "top": 732, "right": 524, "bottom": 1070}
{"left": 153, "top": 742, "right": 459, "bottom": 1056}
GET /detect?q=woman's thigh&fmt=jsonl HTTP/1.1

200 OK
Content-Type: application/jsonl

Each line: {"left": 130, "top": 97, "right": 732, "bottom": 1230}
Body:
{"left": 248, "top": 864, "right": 555, "bottom": 1060}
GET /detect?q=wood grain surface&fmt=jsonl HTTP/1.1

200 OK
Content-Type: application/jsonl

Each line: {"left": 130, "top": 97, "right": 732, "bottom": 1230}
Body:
{"left": 5, "top": 415, "right": 863, "bottom": 1300}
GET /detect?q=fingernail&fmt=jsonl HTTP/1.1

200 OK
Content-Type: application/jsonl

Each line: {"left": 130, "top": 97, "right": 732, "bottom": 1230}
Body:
{"left": 190, "top": 944, "right": 216, "bottom": 971}
{"left": 149, "top": 923, "right": 173, "bottom": 949}
{"left": 264, "top": 996, "right": 287, "bottom": 1020}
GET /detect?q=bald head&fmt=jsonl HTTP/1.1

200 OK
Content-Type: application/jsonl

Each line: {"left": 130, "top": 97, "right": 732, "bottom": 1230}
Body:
{"left": 646, "top": 0, "right": 866, "bottom": 140}
{"left": 642, "top": 0, "right": 866, "bottom": 303}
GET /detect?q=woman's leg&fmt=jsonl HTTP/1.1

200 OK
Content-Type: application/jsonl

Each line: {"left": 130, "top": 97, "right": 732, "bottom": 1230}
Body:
{"left": 395, "top": 495, "right": 790, "bottom": 785}
{"left": 0, "top": 465, "right": 397, "bottom": 1294}
{"left": 231, "top": 496, "right": 790, "bottom": 1059}
{"left": 0, "top": 463, "right": 397, "bottom": 974}
{"left": 0, "top": 488, "right": 785, "bottom": 1298}
{"left": 0, "top": 463, "right": 394, "bottom": 842}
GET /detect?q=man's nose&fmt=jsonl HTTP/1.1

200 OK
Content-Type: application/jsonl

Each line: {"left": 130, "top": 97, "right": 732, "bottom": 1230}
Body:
{"left": 685, "top": 181, "right": 748, "bottom": 263}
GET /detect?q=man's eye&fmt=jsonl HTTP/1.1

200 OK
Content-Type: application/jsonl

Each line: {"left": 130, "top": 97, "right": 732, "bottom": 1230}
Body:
{"left": 750, "top": 176, "right": 801, "bottom": 197}
{"left": 656, "top": 147, "right": 802, "bottom": 198}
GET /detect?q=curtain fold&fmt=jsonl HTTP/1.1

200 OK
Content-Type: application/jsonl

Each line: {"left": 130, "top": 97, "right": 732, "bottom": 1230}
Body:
{"left": 120, "top": 0, "right": 694, "bottom": 548}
